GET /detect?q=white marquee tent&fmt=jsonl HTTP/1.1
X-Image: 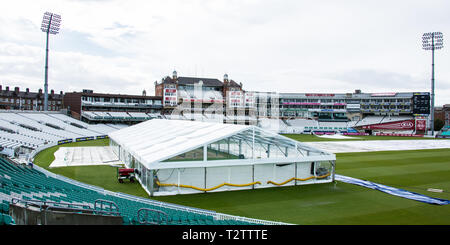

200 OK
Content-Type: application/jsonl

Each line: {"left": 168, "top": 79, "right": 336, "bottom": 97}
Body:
{"left": 108, "top": 119, "right": 336, "bottom": 196}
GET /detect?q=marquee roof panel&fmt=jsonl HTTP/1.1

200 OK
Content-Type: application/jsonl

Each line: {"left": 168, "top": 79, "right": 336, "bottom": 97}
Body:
{"left": 108, "top": 119, "right": 334, "bottom": 169}
{"left": 109, "top": 119, "right": 249, "bottom": 164}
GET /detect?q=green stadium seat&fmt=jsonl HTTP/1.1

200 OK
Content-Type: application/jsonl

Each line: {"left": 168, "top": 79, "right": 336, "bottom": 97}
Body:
{"left": 1, "top": 203, "right": 10, "bottom": 214}
{"left": 0, "top": 156, "right": 262, "bottom": 225}
{"left": 122, "top": 216, "right": 131, "bottom": 225}
{"left": 0, "top": 213, "right": 15, "bottom": 225}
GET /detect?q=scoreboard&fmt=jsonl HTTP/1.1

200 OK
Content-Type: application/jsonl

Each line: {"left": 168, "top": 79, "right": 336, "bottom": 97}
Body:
{"left": 412, "top": 93, "right": 430, "bottom": 115}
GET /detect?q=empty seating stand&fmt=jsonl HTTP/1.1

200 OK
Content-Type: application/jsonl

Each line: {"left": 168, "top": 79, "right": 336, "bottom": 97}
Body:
{"left": 0, "top": 157, "right": 262, "bottom": 225}
{"left": 0, "top": 200, "right": 15, "bottom": 225}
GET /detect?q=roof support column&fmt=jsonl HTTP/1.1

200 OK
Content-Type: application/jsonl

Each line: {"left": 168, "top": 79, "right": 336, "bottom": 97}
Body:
{"left": 149, "top": 170, "right": 154, "bottom": 197}
{"left": 204, "top": 144, "right": 208, "bottom": 193}
{"left": 177, "top": 168, "right": 181, "bottom": 194}
{"left": 239, "top": 139, "right": 242, "bottom": 156}
{"left": 203, "top": 144, "right": 207, "bottom": 162}
{"left": 294, "top": 162, "right": 298, "bottom": 186}
{"left": 252, "top": 164, "right": 255, "bottom": 189}
{"left": 204, "top": 167, "right": 207, "bottom": 193}
{"left": 252, "top": 127, "right": 255, "bottom": 160}
{"left": 331, "top": 160, "right": 336, "bottom": 182}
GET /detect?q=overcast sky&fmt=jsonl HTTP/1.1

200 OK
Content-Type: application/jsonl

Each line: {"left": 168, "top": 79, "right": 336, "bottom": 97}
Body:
{"left": 1, "top": 0, "right": 449, "bottom": 106}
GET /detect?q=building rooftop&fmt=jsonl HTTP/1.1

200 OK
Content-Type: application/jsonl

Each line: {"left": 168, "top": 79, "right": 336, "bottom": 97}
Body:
{"left": 0, "top": 86, "right": 63, "bottom": 99}
{"left": 160, "top": 75, "right": 241, "bottom": 88}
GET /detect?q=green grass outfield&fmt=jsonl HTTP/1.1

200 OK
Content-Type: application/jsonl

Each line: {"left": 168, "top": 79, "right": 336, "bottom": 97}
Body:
{"left": 33, "top": 138, "right": 450, "bottom": 225}
{"left": 33, "top": 139, "right": 149, "bottom": 197}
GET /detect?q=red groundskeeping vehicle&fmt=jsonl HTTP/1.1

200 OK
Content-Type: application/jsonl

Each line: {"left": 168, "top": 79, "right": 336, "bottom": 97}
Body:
{"left": 117, "top": 168, "right": 136, "bottom": 183}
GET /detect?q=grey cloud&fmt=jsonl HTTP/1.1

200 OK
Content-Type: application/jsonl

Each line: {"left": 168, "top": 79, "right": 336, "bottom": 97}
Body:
{"left": 328, "top": 69, "right": 431, "bottom": 91}
{"left": 54, "top": 29, "right": 121, "bottom": 58}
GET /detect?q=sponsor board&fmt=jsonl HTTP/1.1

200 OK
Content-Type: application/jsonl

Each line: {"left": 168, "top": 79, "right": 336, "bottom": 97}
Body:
{"left": 376, "top": 133, "right": 424, "bottom": 137}
{"left": 415, "top": 118, "right": 427, "bottom": 131}
{"left": 342, "top": 132, "right": 369, "bottom": 136}
{"left": 305, "top": 93, "right": 335, "bottom": 97}
{"left": 313, "top": 131, "right": 336, "bottom": 135}
{"left": 436, "top": 135, "right": 450, "bottom": 139}
{"left": 57, "top": 139, "right": 73, "bottom": 145}
{"left": 360, "top": 120, "right": 415, "bottom": 130}
{"left": 76, "top": 136, "right": 96, "bottom": 142}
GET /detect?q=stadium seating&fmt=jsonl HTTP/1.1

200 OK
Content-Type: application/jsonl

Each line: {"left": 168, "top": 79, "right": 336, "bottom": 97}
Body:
{"left": 258, "top": 118, "right": 289, "bottom": 133}
{"left": 84, "top": 124, "right": 119, "bottom": 135}
{"left": 18, "top": 113, "right": 99, "bottom": 138}
{"left": 107, "top": 112, "right": 131, "bottom": 120}
{"left": 0, "top": 131, "right": 45, "bottom": 148}
{"left": 287, "top": 118, "right": 319, "bottom": 128}
{"left": 346, "top": 120, "right": 359, "bottom": 128}
{"left": 0, "top": 157, "right": 261, "bottom": 225}
{"left": 318, "top": 121, "right": 348, "bottom": 131}
{"left": 128, "top": 112, "right": 151, "bottom": 120}
{"left": 0, "top": 112, "right": 131, "bottom": 141}
{"left": 0, "top": 213, "right": 15, "bottom": 225}
{"left": 354, "top": 116, "right": 384, "bottom": 126}
{"left": 380, "top": 116, "right": 413, "bottom": 124}
{"left": 437, "top": 125, "right": 450, "bottom": 137}
{"left": 0, "top": 138, "right": 22, "bottom": 150}
{"left": 81, "top": 111, "right": 102, "bottom": 120}
{"left": 1, "top": 112, "right": 84, "bottom": 139}
{"left": 0, "top": 111, "right": 132, "bottom": 160}
{"left": 105, "top": 124, "right": 129, "bottom": 130}
{"left": 258, "top": 115, "right": 422, "bottom": 134}
{"left": 0, "top": 119, "right": 60, "bottom": 143}
{"left": 47, "top": 113, "right": 91, "bottom": 128}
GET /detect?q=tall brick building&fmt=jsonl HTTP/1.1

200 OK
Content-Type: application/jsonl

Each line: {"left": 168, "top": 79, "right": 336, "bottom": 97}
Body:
{"left": 154, "top": 71, "right": 257, "bottom": 125}
{"left": 435, "top": 104, "right": 450, "bottom": 127}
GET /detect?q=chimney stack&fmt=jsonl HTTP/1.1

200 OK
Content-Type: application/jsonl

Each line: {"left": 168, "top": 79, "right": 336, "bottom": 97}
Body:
{"left": 6, "top": 86, "right": 9, "bottom": 91}
{"left": 14, "top": 87, "right": 19, "bottom": 94}
{"left": 51, "top": 89, "right": 54, "bottom": 95}
{"left": 38, "top": 88, "right": 42, "bottom": 94}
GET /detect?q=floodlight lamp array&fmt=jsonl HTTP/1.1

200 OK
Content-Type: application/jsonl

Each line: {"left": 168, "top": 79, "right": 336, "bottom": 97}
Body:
{"left": 422, "top": 32, "right": 444, "bottom": 50}
{"left": 40, "top": 11, "right": 61, "bottom": 34}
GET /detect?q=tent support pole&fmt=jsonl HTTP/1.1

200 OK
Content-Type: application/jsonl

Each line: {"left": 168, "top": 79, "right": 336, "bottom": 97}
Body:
{"left": 294, "top": 162, "right": 297, "bottom": 186}
{"left": 332, "top": 160, "right": 336, "bottom": 182}
{"left": 204, "top": 144, "right": 207, "bottom": 193}
{"left": 204, "top": 167, "right": 207, "bottom": 193}
{"left": 252, "top": 164, "right": 255, "bottom": 189}
{"left": 149, "top": 170, "right": 154, "bottom": 197}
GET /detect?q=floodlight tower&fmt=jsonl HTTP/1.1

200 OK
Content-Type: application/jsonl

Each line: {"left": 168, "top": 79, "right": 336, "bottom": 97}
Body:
{"left": 41, "top": 11, "right": 61, "bottom": 111}
{"left": 422, "top": 32, "right": 443, "bottom": 136}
